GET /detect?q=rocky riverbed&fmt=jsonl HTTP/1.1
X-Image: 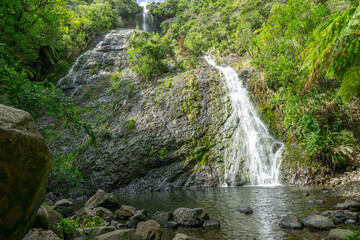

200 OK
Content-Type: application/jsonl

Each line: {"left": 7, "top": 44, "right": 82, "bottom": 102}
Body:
{"left": 23, "top": 186, "right": 360, "bottom": 240}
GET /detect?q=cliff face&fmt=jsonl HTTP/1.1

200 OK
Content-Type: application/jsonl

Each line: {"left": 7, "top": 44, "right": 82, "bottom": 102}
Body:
{"left": 52, "top": 29, "right": 235, "bottom": 195}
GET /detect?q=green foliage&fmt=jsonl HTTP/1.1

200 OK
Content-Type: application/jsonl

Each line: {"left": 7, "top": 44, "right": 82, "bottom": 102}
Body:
{"left": 300, "top": 2, "right": 360, "bottom": 102}
{"left": 57, "top": 216, "right": 104, "bottom": 240}
{"left": 49, "top": 151, "right": 83, "bottom": 195}
{"left": 128, "top": 117, "right": 135, "bottom": 130}
{"left": 159, "top": 147, "right": 168, "bottom": 160}
{"left": 128, "top": 31, "right": 175, "bottom": 80}
{"left": 57, "top": 216, "right": 79, "bottom": 240}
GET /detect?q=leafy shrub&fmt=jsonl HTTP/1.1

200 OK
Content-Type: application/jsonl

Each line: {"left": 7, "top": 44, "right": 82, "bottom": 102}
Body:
{"left": 128, "top": 32, "right": 174, "bottom": 80}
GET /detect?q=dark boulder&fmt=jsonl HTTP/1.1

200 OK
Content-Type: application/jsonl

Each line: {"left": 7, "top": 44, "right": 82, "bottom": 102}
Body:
{"left": 173, "top": 208, "right": 209, "bottom": 227}
{"left": 0, "top": 104, "right": 52, "bottom": 240}
{"left": 238, "top": 207, "right": 253, "bottom": 215}
{"left": 32, "top": 206, "right": 61, "bottom": 234}
{"left": 279, "top": 215, "right": 303, "bottom": 229}
{"left": 54, "top": 199, "right": 75, "bottom": 217}
{"left": 127, "top": 210, "right": 149, "bottom": 229}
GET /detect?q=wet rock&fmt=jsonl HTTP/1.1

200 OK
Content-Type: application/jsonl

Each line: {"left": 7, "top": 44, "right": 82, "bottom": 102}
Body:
{"left": 344, "top": 219, "right": 357, "bottom": 225}
{"left": 335, "top": 200, "right": 360, "bottom": 211}
{"left": 85, "top": 189, "right": 120, "bottom": 210}
{"left": 172, "top": 233, "right": 192, "bottom": 240}
{"left": 96, "top": 229, "right": 140, "bottom": 240}
{"left": 23, "top": 228, "right": 61, "bottom": 240}
{"left": 127, "top": 210, "right": 149, "bottom": 229}
{"left": 279, "top": 215, "right": 303, "bottom": 229}
{"left": 151, "top": 211, "right": 177, "bottom": 229}
{"left": 54, "top": 199, "right": 75, "bottom": 217}
{"left": 203, "top": 220, "right": 221, "bottom": 230}
{"left": 308, "top": 200, "right": 315, "bottom": 205}
{"left": 0, "top": 104, "right": 53, "bottom": 240}
{"left": 320, "top": 211, "right": 345, "bottom": 224}
{"left": 315, "top": 200, "right": 324, "bottom": 204}
{"left": 173, "top": 208, "right": 209, "bottom": 227}
{"left": 136, "top": 220, "right": 162, "bottom": 240}
{"left": 93, "top": 207, "right": 114, "bottom": 221}
{"left": 110, "top": 220, "right": 120, "bottom": 229}
{"left": 328, "top": 228, "right": 356, "bottom": 240}
{"left": 32, "top": 206, "right": 61, "bottom": 234}
{"left": 304, "top": 215, "right": 335, "bottom": 230}
{"left": 238, "top": 207, "right": 253, "bottom": 215}
{"left": 116, "top": 205, "right": 137, "bottom": 220}
{"left": 76, "top": 226, "right": 116, "bottom": 238}
{"left": 344, "top": 210, "right": 359, "bottom": 221}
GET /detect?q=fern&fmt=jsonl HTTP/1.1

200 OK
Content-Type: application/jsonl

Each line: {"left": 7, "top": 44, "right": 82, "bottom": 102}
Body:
{"left": 300, "top": 2, "right": 360, "bottom": 102}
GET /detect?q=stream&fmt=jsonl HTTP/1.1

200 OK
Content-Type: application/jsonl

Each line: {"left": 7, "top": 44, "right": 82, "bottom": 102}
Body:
{"left": 117, "top": 186, "right": 342, "bottom": 240}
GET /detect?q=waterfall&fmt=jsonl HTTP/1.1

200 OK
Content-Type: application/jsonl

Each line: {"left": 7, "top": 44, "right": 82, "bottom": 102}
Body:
{"left": 205, "top": 56, "right": 284, "bottom": 186}
{"left": 57, "top": 29, "right": 134, "bottom": 93}
{"left": 136, "top": 1, "right": 154, "bottom": 33}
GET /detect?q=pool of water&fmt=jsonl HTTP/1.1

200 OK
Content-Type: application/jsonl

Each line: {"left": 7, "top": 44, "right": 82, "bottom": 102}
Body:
{"left": 117, "top": 186, "right": 343, "bottom": 240}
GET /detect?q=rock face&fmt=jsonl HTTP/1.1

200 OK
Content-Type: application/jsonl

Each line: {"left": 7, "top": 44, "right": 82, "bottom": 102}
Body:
{"left": 333, "top": 181, "right": 360, "bottom": 200}
{"left": 0, "top": 104, "right": 53, "bottom": 240}
{"left": 173, "top": 208, "right": 209, "bottom": 227}
{"left": 51, "top": 28, "right": 233, "bottom": 196}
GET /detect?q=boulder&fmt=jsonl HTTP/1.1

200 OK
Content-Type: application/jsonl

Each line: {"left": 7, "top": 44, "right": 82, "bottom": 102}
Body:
{"left": 238, "top": 207, "right": 253, "bottom": 215}
{"left": 127, "top": 210, "right": 148, "bottom": 228}
{"left": 344, "top": 210, "right": 359, "bottom": 221}
{"left": 344, "top": 219, "right": 357, "bottom": 225}
{"left": 0, "top": 104, "right": 53, "bottom": 240}
{"left": 93, "top": 207, "right": 114, "bottom": 221}
{"left": 173, "top": 208, "right": 209, "bottom": 227}
{"left": 23, "top": 228, "right": 61, "bottom": 240}
{"left": 54, "top": 199, "right": 75, "bottom": 217}
{"left": 203, "top": 220, "right": 221, "bottom": 230}
{"left": 335, "top": 200, "right": 360, "bottom": 211}
{"left": 279, "top": 215, "right": 303, "bottom": 229}
{"left": 304, "top": 215, "right": 335, "bottom": 230}
{"left": 96, "top": 229, "right": 141, "bottom": 240}
{"left": 73, "top": 207, "right": 96, "bottom": 222}
{"left": 32, "top": 206, "right": 61, "bottom": 234}
{"left": 320, "top": 211, "right": 345, "bottom": 224}
{"left": 115, "top": 205, "right": 137, "bottom": 220}
{"left": 172, "top": 233, "right": 191, "bottom": 240}
{"left": 136, "top": 220, "right": 162, "bottom": 240}
{"left": 151, "top": 211, "right": 177, "bottom": 229}
{"left": 75, "top": 226, "right": 116, "bottom": 238}
{"left": 328, "top": 228, "right": 356, "bottom": 240}
{"left": 85, "top": 189, "right": 120, "bottom": 210}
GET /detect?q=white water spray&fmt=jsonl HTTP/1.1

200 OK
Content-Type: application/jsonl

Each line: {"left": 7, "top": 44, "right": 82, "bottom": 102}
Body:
{"left": 205, "top": 56, "right": 283, "bottom": 186}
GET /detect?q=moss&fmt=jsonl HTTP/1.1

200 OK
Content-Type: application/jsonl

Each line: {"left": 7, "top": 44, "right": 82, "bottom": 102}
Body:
{"left": 128, "top": 118, "right": 135, "bottom": 130}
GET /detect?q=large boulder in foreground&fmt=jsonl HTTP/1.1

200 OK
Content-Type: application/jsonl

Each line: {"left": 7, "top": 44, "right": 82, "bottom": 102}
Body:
{"left": 0, "top": 104, "right": 52, "bottom": 240}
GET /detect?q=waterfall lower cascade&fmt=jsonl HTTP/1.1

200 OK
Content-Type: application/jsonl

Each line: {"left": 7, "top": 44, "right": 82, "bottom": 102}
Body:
{"left": 136, "top": 1, "right": 154, "bottom": 33}
{"left": 205, "top": 56, "right": 284, "bottom": 186}
{"left": 57, "top": 29, "right": 134, "bottom": 95}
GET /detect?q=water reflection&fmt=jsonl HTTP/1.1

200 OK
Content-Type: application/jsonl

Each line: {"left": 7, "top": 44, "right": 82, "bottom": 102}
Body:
{"left": 116, "top": 186, "right": 341, "bottom": 239}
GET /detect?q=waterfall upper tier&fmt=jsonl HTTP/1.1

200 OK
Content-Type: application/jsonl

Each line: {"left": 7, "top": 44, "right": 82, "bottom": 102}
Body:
{"left": 205, "top": 56, "right": 284, "bottom": 186}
